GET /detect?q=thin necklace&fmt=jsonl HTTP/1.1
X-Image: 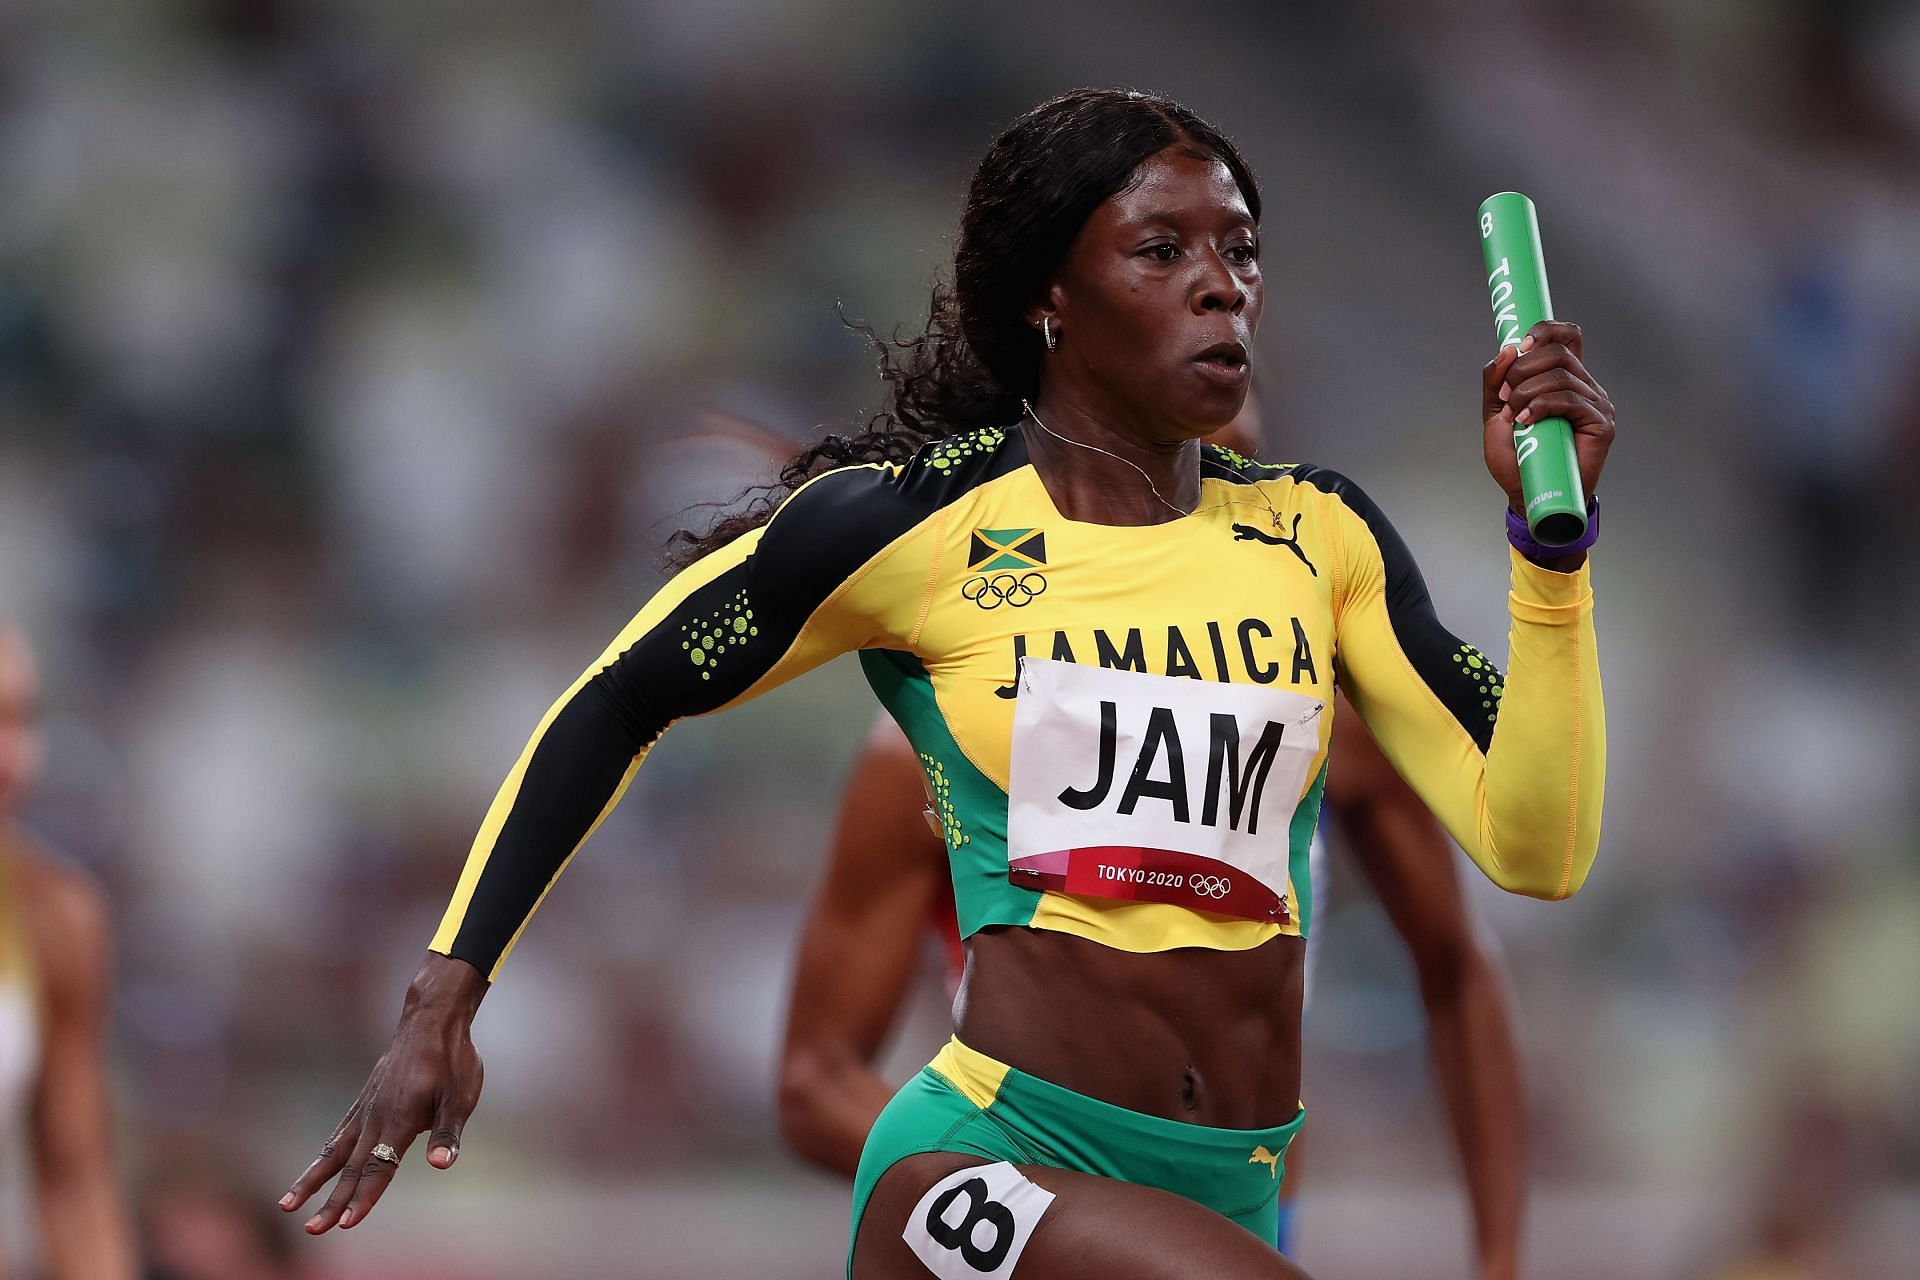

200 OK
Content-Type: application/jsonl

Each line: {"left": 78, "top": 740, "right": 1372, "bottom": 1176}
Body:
{"left": 1021, "top": 399, "right": 1190, "bottom": 521}
{"left": 1020, "top": 400, "right": 1283, "bottom": 528}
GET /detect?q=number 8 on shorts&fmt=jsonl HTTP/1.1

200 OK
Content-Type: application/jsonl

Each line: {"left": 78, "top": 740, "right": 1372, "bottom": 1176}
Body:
{"left": 903, "top": 1162, "right": 1056, "bottom": 1278}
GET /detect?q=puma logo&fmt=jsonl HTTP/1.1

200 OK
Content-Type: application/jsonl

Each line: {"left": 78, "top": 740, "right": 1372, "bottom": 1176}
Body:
{"left": 1249, "top": 1146, "right": 1282, "bottom": 1177}
{"left": 1232, "top": 514, "right": 1318, "bottom": 577}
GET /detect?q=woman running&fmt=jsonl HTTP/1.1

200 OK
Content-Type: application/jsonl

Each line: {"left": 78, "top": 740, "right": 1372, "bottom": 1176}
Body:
{"left": 778, "top": 411, "right": 1530, "bottom": 1279}
{"left": 0, "top": 626, "right": 139, "bottom": 1280}
{"left": 284, "top": 88, "right": 1613, "bottom": 1279}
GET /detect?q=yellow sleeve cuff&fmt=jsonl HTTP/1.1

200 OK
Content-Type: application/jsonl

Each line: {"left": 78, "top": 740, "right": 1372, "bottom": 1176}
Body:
{"left": 1508, "top": 546, "right": 1593, "bottom": 622}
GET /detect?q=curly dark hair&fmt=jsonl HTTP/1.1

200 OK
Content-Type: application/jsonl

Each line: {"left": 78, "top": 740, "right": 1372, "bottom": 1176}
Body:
{"left": 669, "top": 87, "right": 1260, "bottom": 566}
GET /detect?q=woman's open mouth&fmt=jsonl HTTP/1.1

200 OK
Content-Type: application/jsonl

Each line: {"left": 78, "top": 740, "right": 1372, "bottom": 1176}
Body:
{"left": 1192, "top": 342, "right": 1249, "bottom": 386}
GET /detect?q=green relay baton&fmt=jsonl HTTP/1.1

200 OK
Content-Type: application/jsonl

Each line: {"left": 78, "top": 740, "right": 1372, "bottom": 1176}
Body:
{"left": 1477, "top": 192, "right": 1587, "bottom": 546}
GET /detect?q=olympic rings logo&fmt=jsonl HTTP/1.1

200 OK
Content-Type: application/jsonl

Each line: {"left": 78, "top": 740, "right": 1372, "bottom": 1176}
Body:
{"left": 1191, "top": 875, "right": 1232, "bottom": 900}
{"left": 961, "top": 572, "right": 1048, "bottom": 610}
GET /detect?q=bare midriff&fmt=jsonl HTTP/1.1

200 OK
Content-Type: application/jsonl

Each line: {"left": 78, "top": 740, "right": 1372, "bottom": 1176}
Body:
{"left": 955, "top": 924, "right": 1304, "bottom": 1129}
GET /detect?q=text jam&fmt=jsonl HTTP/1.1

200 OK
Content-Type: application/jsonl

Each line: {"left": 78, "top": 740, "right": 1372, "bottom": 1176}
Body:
{"left": 1058, "top": 702, "right": 1287, "bottom": 835}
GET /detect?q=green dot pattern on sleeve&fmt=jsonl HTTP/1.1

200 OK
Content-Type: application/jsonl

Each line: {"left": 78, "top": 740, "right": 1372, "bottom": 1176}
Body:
{"left": 679, "top": 588, "right": 758, "bottom": 681}
{"left": 918, "top": 752, "right": 970, "bottom": 850}
{"left": 1451, "top": 644, "right": 1507, "bottom": 726}
{"left": 923, "top": 426, "right": 1007, "bottom": 474}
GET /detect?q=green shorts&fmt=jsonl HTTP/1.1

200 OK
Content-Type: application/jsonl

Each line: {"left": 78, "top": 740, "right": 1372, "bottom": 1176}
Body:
{"left": 849, "top": 1037, "right": 1305, "bottom": 1275}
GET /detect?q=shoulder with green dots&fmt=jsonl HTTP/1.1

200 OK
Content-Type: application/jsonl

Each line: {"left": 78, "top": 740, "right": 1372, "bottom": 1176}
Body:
{"left": 762, "top": 425, "right": 1028, "bottom": 553}
{"left": 918, "top": 424, "right": 1015, "bottom": 476}
{"left": 1200, "top": 442, "right": 1297, "bottom": 483}
{"left": 744, "top": 425, "right": 1030, "bottom": 620}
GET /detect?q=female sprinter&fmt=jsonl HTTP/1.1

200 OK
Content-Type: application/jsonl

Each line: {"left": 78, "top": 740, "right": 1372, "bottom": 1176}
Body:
{"left": 283, "top": 88, "right": 1613, "bottom": 1280}
{"left": 777, "top": 400, "right": 1529, "bottom": 1277}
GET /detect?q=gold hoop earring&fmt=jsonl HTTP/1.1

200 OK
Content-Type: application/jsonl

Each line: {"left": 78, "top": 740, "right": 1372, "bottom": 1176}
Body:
{"left": 1042, "top": 316, "right": 1057, "bottom": 352}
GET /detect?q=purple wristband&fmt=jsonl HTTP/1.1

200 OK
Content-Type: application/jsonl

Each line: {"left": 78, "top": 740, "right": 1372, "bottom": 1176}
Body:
{"left": 1507, "top": 495, "right": 1598, "bottom": 564}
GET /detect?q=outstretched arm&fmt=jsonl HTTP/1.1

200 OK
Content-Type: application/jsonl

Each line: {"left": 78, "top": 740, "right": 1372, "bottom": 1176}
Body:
{"left": 778, "top": 718, "right": 947, "bottom": 1177}
{"left": 284, "top": 459, "right": 939, "bottom": 1232}
{"left": 1324, "top": 702, "right": 1527, "bottom": 1280}
{"left": 21, "top": 848, "right": 138, "bottom": 1280}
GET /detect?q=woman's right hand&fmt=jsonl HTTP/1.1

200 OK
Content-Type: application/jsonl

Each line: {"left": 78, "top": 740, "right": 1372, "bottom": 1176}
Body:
{"left": 280, "top": 952, "right": 488, "bottom": 1233}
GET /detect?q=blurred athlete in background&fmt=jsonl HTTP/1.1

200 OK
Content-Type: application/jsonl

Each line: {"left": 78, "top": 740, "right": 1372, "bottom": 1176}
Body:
{"left": 0, "top": 625, "right": 138, "bottom": 1280}
{"left": 778, "top": 403, "right": 1529, "bottom": 1279}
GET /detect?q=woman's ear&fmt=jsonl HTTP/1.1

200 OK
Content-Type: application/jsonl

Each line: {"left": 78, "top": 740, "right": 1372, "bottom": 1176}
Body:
{"left": 1024, "top": 283, "right": 1065, "bottom": 341}
{"left": 1023, "top": 281, "right": 1066, "bottom": 329}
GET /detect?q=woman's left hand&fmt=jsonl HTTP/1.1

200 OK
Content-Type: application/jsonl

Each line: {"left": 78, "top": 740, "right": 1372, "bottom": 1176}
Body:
{"left": 1481, "top": 319, "right": 1616, "bottom": 514}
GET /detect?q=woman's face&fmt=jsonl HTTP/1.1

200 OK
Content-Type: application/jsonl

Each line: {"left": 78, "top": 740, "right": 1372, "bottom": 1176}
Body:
{"left": 1039, "top": 144, "right": 1261, "bottom": 441}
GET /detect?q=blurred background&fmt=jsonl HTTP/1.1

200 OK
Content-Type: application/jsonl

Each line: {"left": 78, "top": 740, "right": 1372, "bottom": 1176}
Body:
{"left": 2, "top": 0, "right": 1917, "bottom": 1276}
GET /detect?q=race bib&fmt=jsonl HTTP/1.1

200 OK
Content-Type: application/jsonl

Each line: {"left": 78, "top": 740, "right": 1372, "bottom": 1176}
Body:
{"left": 903, "top": 1162, "right": 1054, "bottom": 1279}
{"left": 1007, "top": 658, "right": 1322, "bottom": 922}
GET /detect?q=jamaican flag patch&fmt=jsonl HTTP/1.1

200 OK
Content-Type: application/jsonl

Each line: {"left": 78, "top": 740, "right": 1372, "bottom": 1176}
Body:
{"left": 968, "top": 528, "right": 1047, "bottom": 572}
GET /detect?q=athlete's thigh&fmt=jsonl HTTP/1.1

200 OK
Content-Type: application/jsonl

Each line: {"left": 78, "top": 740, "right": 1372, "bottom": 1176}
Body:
{"left": 853, "top": 1152, "right": 1310, "bottom": 1280}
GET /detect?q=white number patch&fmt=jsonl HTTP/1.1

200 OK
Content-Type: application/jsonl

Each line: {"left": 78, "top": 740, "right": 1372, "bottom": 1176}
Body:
{"left": 1007, "top": 658, "right": 1323, "bottom": 922}
{"left": 903, "top": 1162, "right": 1055, "bottom": 1279}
